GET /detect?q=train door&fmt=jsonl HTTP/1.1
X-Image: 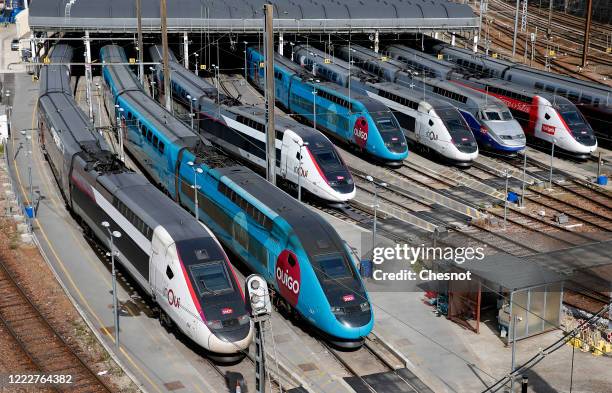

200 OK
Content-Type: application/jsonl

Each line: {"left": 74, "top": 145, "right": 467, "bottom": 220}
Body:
{"left": 150, "top": 230, "right": 168, "bottom": 302}
{"left": 279, "top": 134, "right": 290, "bottom": 179}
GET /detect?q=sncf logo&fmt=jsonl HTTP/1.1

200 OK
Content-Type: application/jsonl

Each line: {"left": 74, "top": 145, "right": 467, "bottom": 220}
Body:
{"left": 221, "top": 307, "right": 233, "bottom": 315}
{"left": 541, "top": 124, "right": 556, "bottom": 135}
{"left": 275, "top": 250, "right": 301, "bottom": 307}
{"left": 343, "top": 294, "right": 355, "bottom": 302}
{"left": 353, "top": 116, "right": 369, "bottom": 148}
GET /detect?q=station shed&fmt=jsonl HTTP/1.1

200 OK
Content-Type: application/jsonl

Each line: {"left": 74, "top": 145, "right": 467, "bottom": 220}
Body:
{"left": 29, "top": 0, "right": 478, "bottom": 33}
{"left": 435, "top": 253, "right": 565, "bottom": 343}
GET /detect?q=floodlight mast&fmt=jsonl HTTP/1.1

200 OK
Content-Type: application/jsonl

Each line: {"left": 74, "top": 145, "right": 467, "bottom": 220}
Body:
{"left": 245, "top": 275, "right": 272, "bottom": 393}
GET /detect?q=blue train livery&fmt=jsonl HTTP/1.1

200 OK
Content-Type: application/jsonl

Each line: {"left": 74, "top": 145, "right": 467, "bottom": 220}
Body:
{"left": 101, "top": 45, "right": 373, "bottom": 348}
{"left": 246, "top": 47, "right": 408, "bottom": 166}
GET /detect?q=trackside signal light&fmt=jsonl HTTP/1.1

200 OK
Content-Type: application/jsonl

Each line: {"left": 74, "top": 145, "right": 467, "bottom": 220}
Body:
{"left": 245, "top": 275, "right": 272, "bottom": 317}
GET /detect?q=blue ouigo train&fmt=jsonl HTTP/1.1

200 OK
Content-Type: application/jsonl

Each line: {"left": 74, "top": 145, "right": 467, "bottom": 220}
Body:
{"left": 246, "top": 46, "right": 408, "bottom": 167}
{"left": 101, "top": 45, "right": 373, "bottom": 348}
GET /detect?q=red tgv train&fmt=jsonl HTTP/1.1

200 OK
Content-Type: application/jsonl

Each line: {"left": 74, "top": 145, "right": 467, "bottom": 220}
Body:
{"left": 454, "top": 79, "right": 597, "bottom": 158}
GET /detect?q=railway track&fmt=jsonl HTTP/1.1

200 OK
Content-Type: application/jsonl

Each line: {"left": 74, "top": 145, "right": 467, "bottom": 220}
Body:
{"left": 466, "top": 161, "right": 612, "bottom": 232}
{"left": 323, "top": 335, "right": 431, "bottom": 393}
{"left": 0, "top": 260, "right": 114, "bottom": 393}
{"left": 493, "top": 0, "right": 612, "bottom": 51}
{"left": 352, "top": 173, "right": 541, "bottom": 256}
{"left": 486, "top": 0, "right": 612, "bottom": 68}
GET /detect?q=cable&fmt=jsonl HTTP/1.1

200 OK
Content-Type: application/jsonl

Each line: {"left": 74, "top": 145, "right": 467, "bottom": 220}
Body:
{"left": 479, "top": 305, "right": 609, "bottom": 393}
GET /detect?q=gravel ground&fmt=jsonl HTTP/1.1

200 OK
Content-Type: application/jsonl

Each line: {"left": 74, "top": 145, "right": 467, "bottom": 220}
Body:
{"left": 0, "top": 219, "right": 140, "bottom": 393}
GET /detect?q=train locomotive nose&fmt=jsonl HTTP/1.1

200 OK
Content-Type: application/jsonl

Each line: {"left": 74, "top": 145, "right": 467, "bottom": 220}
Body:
{"left": 202, "top": 319, "right": 254, "bottom": 361}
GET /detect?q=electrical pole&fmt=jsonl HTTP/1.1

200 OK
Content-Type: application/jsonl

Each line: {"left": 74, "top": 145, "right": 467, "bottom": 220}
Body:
{"left": 183, "top": 32, "right": 189, "bottom": 69}
{"left": 84, "top": 31, "right": 94, "bottom": 122}
{"left": 160, "top": 0, "right": 172, "bottom": 112}
{"left": 137, "top": 0, "right": 144, "bottom": 84}
{"left": 581, "top": 0, "right": 593, "bottom": 67}
{"left": 512, "top": 0, "right": 520, "bottom": 56}
{"left": 264, "top": 4, "right": 276, "bottom": 186}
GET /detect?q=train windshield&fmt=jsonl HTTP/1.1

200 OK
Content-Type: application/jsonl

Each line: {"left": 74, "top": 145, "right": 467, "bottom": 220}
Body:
{"left": 438, "top": 109, "right": 472, "bottom": 136}
{"left": 560, "top": 110, "right": 588, "bottom": 127}
{"left": 312, "top": 148, "right": 344, "bottom": 172}
{"left": 484, "top": 110, "right": 513, "bottom": 121}
{"left": 370, "top": 111, "right": 400, "bottom": 133}
{"left": 190, "top": 261, "right": 234, "bottom": 296}
{"left": 314, "top": 254, "right": 355, "bottom": 281}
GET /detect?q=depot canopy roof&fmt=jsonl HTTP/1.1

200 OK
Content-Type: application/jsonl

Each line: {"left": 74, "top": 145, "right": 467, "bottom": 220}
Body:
{"left": 29, "top": 0, "right": 477, "bottom": 33}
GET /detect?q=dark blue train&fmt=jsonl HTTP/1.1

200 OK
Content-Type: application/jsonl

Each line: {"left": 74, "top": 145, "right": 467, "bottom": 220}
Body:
{"left": 246, "top": 47, "right": 408, "bottom": 166}
{"left": 101, "top": 45, "right": 373, "bottom": 348}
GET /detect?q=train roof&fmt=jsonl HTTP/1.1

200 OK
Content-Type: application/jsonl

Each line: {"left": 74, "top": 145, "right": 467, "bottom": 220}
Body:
{"left": 229, "top": 105, "right": 333, "bottom": 144}
{"left": 98, "top": 172, "right": 212, "bottom": 242}
{"left": 38, "top": 63, "right": 72, "bottom": 97}
{"left": 217, "top": 166, "right": 345, "bottom": 257}
{"left": 511, "top": 64, "right": 612, "bottom": 95}
{"left": 385, "top": 44, "right": 457, "bottom": 77}
{"left": 101, "top": 45, "right": 142, "bottom": 95}
{"left": 295, "top": 45, "right": 375, "bottom": 82}
{"left": 39, "top": 90, "right": 112, "bottom": 156}
{"left": 371, "top": 81, "right": 454, "bottom": 109}
{"left": 122, "top": 90, "right": 202, "bottom": 144}
{"left": 39, "top": 44, "right": 74, "bottom": 97}
{"left": 423, "top": 77, "right": 508, "bottom": 109}
{"left": 458, "top": 78, "right": 578, "bottom": 109}
{"left": 48, "top": 44, "right": 74, "bottom": 64}
{"left": 149, "top": 44, "right": 178, "bottom": 63}
{"left": 342, "top": 45, "right": 407, "bottom": 73}
{"left": 102, "top": 45, "right": 199, "bottom": 144}
{"left": 435, "top": 44, "right": 516, "bottom": 67}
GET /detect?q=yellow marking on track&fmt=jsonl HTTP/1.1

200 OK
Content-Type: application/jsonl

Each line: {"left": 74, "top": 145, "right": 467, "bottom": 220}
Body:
{"left": 9, "top": 94, "right": 164, "bottom": 393}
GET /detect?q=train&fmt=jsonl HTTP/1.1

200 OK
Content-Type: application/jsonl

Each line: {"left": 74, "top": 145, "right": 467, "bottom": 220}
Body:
{"left": 148, "top": 45, "right": 355, "bottom": 205}
{"left": 292, "top": 45, "right": 479, "bottom": 165}
{"left": 101, "top": 45, "right": 374, "bottom": 348}
{"left": 385, "top": 44, "right": 461, "bottom": 80}
{"left": 246, "top": 46, "right": 409, "bottom": 166}
{"left": 336, "top": 44, "right": 526, "bottom": 154}
{"left": 39, "top": 45, "right": 253, "bottom": 361}
{"left": 433, "top": 43, "right": 612, "bottom": 144}
{"left": 454, "top": 78, "right": 598, "bottom": 157}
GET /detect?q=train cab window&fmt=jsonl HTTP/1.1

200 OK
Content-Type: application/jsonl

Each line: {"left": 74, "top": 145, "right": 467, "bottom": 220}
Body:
{"left": 485, "top": 111, "right": 501, "bottom": 120}
{"left": 191, "top": 261, "right": 233, "bottom": 295}
{"left": 544, "top": 113, "right": 551, "bottom": 120}
{"left": 166, "top": 266, "right": 174, "bottom": 280}
{"left": 158, "top": 142, "right": 165, "bottom": 154}
{"left": 315, "top": 254, "right": 353, "bottom": 280}
{"left": 146, "top": 130, "right": 152, "bottom": 142}
{"left": 429, "top": 119, "right": 434, "bottom": 126}
{"left": 296, "top": 151, "right": 301, "bottom": 160}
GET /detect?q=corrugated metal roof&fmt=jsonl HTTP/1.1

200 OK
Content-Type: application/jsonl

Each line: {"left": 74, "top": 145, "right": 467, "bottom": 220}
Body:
{"left": 438, "top": 253, "right": 564, "bottom": 290}
{"left": 29, "top": 0, "right": 477, "bottom": 32}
